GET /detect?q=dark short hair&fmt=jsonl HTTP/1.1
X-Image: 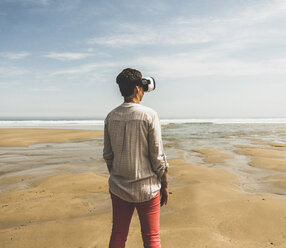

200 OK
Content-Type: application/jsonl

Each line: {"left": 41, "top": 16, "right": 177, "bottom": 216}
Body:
{"left": 116, "top": 68, "right": 142, "bottom": 97}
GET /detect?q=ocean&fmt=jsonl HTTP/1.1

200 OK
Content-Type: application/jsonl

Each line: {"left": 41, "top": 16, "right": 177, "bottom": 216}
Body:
{"left": 1, "top": 117, "right": 286, "bottom": 129}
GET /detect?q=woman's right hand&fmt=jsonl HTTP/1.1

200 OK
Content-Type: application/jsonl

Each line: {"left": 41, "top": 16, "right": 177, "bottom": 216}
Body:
{"left": 160, "top": 186, "right": 168, "bottom": 206}
{"left": 160, "top": 170, "right": 168, "bottom": 206}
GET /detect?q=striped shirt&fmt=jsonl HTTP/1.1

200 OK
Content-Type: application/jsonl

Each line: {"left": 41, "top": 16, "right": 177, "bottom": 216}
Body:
{"left": 103, "top": 102, "right": 168, "bottom": 203}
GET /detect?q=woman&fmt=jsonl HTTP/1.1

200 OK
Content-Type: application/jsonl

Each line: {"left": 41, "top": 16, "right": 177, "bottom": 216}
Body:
{"left": 103, "top": 68, "right": 169, "bottom": 248}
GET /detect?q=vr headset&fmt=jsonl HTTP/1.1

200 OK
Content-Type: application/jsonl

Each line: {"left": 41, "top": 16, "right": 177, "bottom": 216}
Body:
{"left": 140, "top": 77, "right": 156, "bottom": 92}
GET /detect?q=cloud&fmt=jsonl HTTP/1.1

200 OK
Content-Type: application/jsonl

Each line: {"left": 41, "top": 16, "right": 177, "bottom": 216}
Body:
{"left": 31, "top": 86, "right": 62, "bottom": 92}
{"left": 134, "top": 54, "right": 286, "bottom": 78}
{"left": 0, "top": 65, "right": 30, "bottom": 77}
{"left": 88, "top": 33, "right": 158, "bottom": 46}
{"left": 35, "top": 0, "right": 49, "bottom": 5}
{"left": 88, "top": 0, "right": 286, "bottom": 48}
{"left": 239, "top": 0, "right": 286, "bottom": 23}
{"left": 0, "top": 52, "right": 30, "bottom": 60}
{"left": 44, "top": 52, "right": 94, "bottom": 61}
{"left": 51, "top": 62, "right": 116, "bottom": 76}
{"left": 51, "top": 63, "right": 98, "bottom": 75}
{"left": 2, "top": 0, "right": 49, "bottom": 5}
{"left": 86, "top": 0, "right": 286, "bottom": 78}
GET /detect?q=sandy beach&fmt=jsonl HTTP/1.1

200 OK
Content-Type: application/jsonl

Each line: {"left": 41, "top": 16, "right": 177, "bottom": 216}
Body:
{"left": 1, "top": 128, "right": 286, "bottom": 247}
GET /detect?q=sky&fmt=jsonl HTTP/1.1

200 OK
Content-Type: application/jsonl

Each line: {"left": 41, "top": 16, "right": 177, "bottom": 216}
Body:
{"left": 0, "top": 0, "right": 286, "bottom": 119}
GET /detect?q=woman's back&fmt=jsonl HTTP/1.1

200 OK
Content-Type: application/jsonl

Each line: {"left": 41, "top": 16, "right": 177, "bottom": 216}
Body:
{"left": 104, "top": 102, "right": 161, "bottom": 203}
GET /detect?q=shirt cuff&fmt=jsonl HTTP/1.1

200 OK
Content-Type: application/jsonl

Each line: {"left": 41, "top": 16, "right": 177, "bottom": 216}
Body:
{"left": 156, "top": 154, "right": 169, "bottom": 178}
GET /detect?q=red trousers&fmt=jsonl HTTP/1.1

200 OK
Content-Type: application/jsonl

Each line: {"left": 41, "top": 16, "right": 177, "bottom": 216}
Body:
{"left": 109, "top": 191, "right": 161, "bottom": 248}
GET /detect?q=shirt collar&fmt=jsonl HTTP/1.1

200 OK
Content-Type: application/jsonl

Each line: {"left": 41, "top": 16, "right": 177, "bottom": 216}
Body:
{"left": 121, "top": 102, "right": 140, "bottom": 106}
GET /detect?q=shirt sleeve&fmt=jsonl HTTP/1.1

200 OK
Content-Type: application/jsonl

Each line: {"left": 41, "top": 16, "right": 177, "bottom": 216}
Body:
{"left": 103, "top": 118, "right": 114, "bottom": 172}
{"left": 148, "top": 112, "right": 169, "bottom": 178}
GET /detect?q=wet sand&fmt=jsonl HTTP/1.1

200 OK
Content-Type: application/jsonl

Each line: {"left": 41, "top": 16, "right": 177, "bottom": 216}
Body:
{"left": 193, "top": 148, "right": 233, "bottom": 164}
{"left": 1, "top": 128, "right": 286, "bottom": 247}
{"left": 0, "top": 128, "right": 103, "bottom": 147}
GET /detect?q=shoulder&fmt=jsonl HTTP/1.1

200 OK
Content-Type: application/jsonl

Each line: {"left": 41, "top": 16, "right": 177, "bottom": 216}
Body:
{"left": 137, "top": 104, "right": 157, "bottom": 116}
{"left": 104, "top": 103, "right": 159, "bottom": 123}
{"left": 104, "top": 106, "right": 121, "bottom": 123}
{"left": 133, "top": 104, "right": 158, "bottom": 118}
{"left": 135, "top": 104, "right": 160, "bottom": 125}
